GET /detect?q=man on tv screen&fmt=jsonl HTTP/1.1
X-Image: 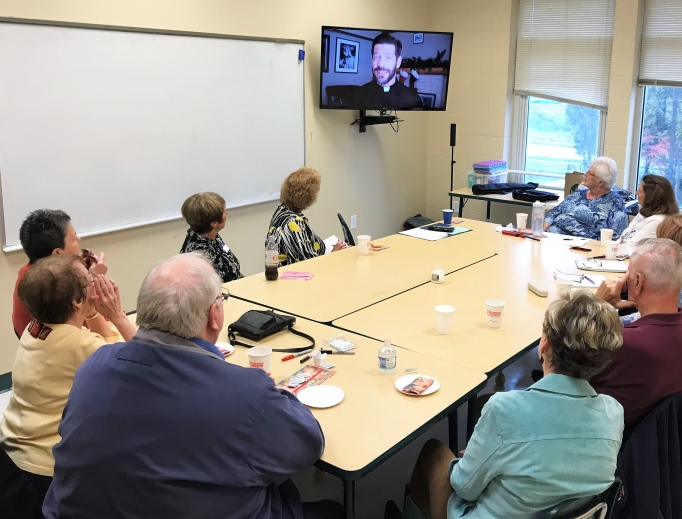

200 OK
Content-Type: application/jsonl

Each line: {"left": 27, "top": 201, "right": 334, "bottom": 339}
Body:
{"left": 343, "top": 33, "right": 422, "bottom": 110}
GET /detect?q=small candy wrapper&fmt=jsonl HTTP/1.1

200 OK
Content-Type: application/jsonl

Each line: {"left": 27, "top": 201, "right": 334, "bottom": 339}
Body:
{"left": 281, "top": 271, "right": 314, "bottom": 280}
{"left": 400, "top": 376, "right": 434, "bottom": 396}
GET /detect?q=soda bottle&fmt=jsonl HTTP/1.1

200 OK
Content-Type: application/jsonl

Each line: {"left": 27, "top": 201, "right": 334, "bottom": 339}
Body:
{"left": 378, "top": 338, "right": 396, "bottom": 374}
{"left": 265, "top": 235, "right": 279, "bottom": 281}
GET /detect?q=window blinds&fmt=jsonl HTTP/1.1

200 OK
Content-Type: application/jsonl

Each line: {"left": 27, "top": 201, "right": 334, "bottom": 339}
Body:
{"left": 639, "top": 0, "right": 682, "bottom": 86}
{"left": 514, "top": 0, "right": 615, "bottom": 110}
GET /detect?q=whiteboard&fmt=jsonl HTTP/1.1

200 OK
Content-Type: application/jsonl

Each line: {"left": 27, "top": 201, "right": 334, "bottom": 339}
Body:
{"left": 0, "top": 21, "right": 305, "bottom": 250}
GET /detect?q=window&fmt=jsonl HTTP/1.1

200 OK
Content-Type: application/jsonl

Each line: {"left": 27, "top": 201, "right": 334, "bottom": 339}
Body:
{"left": 635, "top": 0, "right": 682, "bottom": 202}
{"left": 637, "top": 86, "right": 682, "bottom": 196}
{"left": 524, "top": 97, "right": 602, "bottom": 188}
{"left": 512, "top": 0, "right": 614, "bottom": 187}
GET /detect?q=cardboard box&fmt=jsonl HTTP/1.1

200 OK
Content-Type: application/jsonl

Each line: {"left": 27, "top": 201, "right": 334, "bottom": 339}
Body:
{"left": 564, "top": 172, "right": 585, "bottom": 198}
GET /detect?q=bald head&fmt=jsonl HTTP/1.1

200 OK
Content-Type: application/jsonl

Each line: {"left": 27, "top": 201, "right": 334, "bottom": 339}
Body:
{"left": 136, "top": 253, "right": 223, "bottom": 338}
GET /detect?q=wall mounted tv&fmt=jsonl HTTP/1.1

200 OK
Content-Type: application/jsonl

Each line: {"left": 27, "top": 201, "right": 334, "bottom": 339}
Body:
{"left": 320, "top": 27, "right": 453, "bottom": 111}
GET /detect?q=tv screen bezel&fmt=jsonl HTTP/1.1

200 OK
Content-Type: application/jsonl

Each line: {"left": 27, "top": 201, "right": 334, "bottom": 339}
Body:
{"left": 319, "top": 26, "right": 454, "bottom": 112}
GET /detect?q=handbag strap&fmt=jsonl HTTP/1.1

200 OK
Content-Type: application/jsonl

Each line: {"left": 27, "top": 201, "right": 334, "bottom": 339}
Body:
{"left": 227, "top": 324, "right": 315, "bottom": 352}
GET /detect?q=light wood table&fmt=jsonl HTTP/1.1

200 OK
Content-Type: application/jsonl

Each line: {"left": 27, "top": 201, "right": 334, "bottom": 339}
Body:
{"left": 450, "top": 187, "right": 563, "bottom": 221}
{"left": 334, "top": 221, "right": 627, "bottom": 375}
{"left": 227, "top": 229, "right": 497, "bottom": 323}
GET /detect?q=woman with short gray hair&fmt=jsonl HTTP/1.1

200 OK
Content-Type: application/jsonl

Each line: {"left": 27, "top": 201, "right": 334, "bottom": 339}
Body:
{"left": 404, "top": 291, "right": 624, "bottom": 519}
{"left": 544, "top": 156, "right": 628, "bottom": 239}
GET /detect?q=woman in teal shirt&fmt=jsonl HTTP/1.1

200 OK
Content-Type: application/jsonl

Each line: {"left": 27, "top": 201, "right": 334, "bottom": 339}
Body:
{"left": 405, "top": 291, "right": 624, "bottom": 519}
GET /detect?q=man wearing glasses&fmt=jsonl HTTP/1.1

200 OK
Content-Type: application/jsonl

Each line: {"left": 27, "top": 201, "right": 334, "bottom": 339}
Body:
{"left": 44, "top": 253, "right": 329, "bottom": 519}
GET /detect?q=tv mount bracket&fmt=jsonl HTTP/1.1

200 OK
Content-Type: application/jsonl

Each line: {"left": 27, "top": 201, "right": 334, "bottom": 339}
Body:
{"left": 351, "top": 110, "right": 403, "bottom": 133}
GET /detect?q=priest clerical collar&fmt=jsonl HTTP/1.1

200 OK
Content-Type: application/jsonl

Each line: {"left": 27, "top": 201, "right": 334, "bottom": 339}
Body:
{"left": 383, "top": 86, "right": 390, "bottom": 92}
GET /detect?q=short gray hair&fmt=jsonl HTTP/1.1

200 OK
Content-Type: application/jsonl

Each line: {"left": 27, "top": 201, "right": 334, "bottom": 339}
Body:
{"left": 543, "top": 290, "right": 622, "bottom": 380}
{"left": 136, "top": 252, "right": 222, "bottom": 338}
{"left": 590, "top": 156, "right": 618, "bottom": 189}
{"left": 630, "top": 238, "right": 682, "bottom": 292}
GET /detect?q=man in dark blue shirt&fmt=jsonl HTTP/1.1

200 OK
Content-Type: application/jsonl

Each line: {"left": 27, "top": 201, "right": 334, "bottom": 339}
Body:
{"left": 43, "top": 253, "right": 326, "bottom": 519}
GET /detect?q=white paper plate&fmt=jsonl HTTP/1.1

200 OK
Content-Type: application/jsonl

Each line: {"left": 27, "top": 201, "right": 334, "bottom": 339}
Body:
{"left": 215, "top": 341, "right": 234, "bottom": 357}
{"left": 297, "top": 386, "right": 345, "bottom": 408}
{"left": 395, "top": 375, "right": 440, "bottom": 396}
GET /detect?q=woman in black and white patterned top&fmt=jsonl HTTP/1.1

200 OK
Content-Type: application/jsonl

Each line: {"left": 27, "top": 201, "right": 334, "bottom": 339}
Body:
{"left": 180, "top": 192, "right": 243, "bottom": 283}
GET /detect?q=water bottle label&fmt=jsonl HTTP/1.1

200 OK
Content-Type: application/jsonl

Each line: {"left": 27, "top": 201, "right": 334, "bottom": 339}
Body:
{"left": 379, "top": 356, "right": 396, "bottom": 370}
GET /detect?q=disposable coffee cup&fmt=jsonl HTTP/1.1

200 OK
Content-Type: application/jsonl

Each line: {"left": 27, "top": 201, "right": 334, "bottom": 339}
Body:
{"left": 248, "top": 346, "right": 272, "bottom": 371}
{"left": 311, "top": 350, "right": 322, "bottom": 367}
{"left": 431, "top": 266, "right": 445, "bottom": 284}
{"left": 555, "top": 278, "right": 574, "bottom": 297}
{"left": 443, "top": 209, "right": 454, "bottom": 225}
{"left": 516, "top": 213, "right": 528, "bottom": 231}
{"left": 605, "top": 240, "right": 619, "bottom": 260}
{"left": 357, "top": 235, "right": 371, "bottom": 255}
{"left": 485, "top": 299, "right": 505, "bottom": 328}
{"left": 600, "top": 228, "right": 614, "bottom": 244}
{"left": 435, "top": 305, "right": 455, "bottom": 334}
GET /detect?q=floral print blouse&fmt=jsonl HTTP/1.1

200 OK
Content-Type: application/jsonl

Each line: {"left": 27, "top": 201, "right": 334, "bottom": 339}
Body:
{"left": 266, "top": 204, "right": 326, "bottom": 266}
{"left": 180, "top": 229, "right": 243, "bottom": 283}
{"left": 545, "top": 189, "right": 628, "bottom": 240}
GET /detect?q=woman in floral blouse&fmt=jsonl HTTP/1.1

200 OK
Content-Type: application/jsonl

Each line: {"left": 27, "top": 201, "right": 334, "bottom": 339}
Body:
{"left": 266, "top": 167, "right": 346, "bottom": 266}
{"left": 544, "top": 157, "right": 628, "bottom": 240}
{"left": 180, "top": 192, "right": 243, "bottom": 282}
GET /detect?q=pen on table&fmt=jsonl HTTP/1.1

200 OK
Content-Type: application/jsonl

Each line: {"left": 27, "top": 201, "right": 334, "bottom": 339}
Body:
{"left": 319, "top": 350, "right": 356, "bottom": 355}
{"left": 591, "top": 255, "right": 606, "bottom": 260}
{"left": 525, "top": 235, "right": 540, "bottom": 241}
{"left": 583, "top": 275, "right": 595, "bottom": 285}
{"left": 299, "top": 355, "right": 312, "bottom": 364}
{"left": 282, "top": 349, "right": 313, "bottom": 362}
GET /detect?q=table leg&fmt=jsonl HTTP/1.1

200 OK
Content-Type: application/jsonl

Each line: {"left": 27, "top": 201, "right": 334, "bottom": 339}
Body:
{"left": 466, "top": 396, "right": 476, "bottom": 441}
{"left": 344, "top": 479, "right": 356, "bottom": 519}
{"left": 448, "top": 410, "right": 459, "bottom": 453}
{"left": 486, "top": 202, "right": 491, "bottom": 222}
{"left": 458, "top": 196, "right": 464, "bottom": 218}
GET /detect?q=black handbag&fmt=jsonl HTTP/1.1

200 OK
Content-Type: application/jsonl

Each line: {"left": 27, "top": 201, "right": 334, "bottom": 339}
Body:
{"left": 227, "top": 309, "right": 315, "bottom": 352}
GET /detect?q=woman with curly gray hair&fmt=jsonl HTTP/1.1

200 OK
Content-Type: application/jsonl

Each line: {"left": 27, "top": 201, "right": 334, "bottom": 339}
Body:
{"left": 266, "top": 167, "right": 346, "bottom": 266}
{"left": 403, "top": 291, "right": 624, "bottom": 519}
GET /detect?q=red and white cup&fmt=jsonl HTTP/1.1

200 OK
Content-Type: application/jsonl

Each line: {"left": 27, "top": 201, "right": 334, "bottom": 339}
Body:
{"left": 248, "top": 346, "right": 272, "bottom": 371}
{"left": 485, "top": 299, "right": 505, "bottom": 328}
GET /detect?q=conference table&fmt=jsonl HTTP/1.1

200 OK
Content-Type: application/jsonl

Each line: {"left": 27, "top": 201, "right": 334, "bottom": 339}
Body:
{"left": 227, "top": 229, "right": 497, "bottom": 323}
{"left": 219, "top": 298, "right": 487, "bottom": 519}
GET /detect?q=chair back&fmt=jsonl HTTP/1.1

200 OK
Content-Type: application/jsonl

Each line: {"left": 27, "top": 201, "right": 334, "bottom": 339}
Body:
{"left": 538, "top": 479, "right": 621, "bottom": 519}
{"left": 337, "top": 213, "right": 355, "bottom": 246}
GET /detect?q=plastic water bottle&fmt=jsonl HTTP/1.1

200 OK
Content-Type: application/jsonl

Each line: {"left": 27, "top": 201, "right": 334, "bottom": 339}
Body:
{"left": 531, "top": 201, "right": 545, "bottom": 237}
{"left": 378, "top": 338, "right": 396, "bottom": 374}
{"left": 265, "top": 235, "right": 279, "bottom": 281}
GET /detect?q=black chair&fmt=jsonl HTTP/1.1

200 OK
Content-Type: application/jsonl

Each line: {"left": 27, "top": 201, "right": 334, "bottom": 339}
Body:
{"left": 539, "top": 479, "right": 622, "bottom": 519}
{"left": 337, "top": 213, "right": 355, "bottom": 246}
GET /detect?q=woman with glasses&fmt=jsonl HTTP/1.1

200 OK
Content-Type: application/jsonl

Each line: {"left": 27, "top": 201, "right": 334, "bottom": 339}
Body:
{"left": 619, "top": 175, "right": 679, "bottom": 244}
{"left": 0, "top": 255, "right": 136, "bottom": 519}
{"left": 543, "top": 157, "right": 628, "bottom": 240}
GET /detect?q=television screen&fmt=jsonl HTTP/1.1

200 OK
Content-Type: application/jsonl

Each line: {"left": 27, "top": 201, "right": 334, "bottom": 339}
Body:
{"left": 320, "top": 27, "right": 453, "bottom": 111}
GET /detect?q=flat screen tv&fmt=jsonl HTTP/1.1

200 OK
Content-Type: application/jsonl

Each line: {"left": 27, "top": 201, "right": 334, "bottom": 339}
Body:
{"left": 320, "top": 26, "right": 453, "bottom": 111}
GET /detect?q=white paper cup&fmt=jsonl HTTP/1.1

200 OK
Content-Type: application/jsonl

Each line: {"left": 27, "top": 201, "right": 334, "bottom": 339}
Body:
{"left": 357, "top": 235, "right": 371, "bottom": 255}
{"left": 516, "top": 213, "right": 528, "bottom": 231}
{"left": 485, "top": 299, "right": 505, "bottom": 328}
{"left": 435, "top": 305, "right": 455, "bottom": 334}
{"left": 248, "top": 346, "right": 272, "bottom": 371}
{"left": 600, "top": 228, "right": 614, "bottom": 244}
{"left": 605, "top": 240, "right": 619, "bottom": 260}
{"left": 555, "top": 278, "right": 574, "bottom": 297}
{"left": 311, "top": 350, "right": 322, "bottom": 367}
{"left": 431, "top": 266, "right": 445, "bottom": 284}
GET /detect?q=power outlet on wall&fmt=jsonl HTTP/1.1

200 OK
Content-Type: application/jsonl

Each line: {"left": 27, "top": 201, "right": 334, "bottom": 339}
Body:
{"left": 350, "top": 215, "right": 357, "bottom": 229}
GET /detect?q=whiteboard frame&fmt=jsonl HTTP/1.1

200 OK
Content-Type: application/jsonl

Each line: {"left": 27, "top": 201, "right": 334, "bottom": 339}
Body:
{"left": 0, "top": 17, "right": 306, "bottom": 252}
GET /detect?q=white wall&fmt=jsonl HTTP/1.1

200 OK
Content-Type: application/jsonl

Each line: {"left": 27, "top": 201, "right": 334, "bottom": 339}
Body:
{"left": 0, "top": 0, "right": 430, "bottom": 374}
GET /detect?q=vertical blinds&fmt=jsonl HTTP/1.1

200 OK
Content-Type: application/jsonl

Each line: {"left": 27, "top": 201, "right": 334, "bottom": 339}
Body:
{"left": 639, "top": 0, "right": 682, "bottom": 86}
{"left": 514, "top": 0, "right": 615, "bottom": 110}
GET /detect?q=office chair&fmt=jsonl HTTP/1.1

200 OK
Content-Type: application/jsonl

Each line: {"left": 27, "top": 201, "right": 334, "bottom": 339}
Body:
{"left": 337, "top": 213, "right": 355, "bottom": 246}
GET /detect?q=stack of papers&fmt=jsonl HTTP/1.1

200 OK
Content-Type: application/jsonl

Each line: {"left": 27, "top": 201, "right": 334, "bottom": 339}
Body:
{"left": 399, "top": 227, "right": 471, "bottom": 241}
{"left": 575, "top": 260, "right": 627, "bottom": 273}
{"left": 554, "top": 270, "right": 606, "bottom": 288}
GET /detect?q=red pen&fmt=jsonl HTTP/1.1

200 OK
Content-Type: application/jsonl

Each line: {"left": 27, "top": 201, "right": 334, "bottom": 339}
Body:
{"left": 281, "top": 348, "right": 313, "bottom": 362}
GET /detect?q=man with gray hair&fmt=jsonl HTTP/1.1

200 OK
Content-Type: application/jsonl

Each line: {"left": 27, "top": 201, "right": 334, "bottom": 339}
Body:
{"left": 43, "top": 253, "right": 327, "bottom": 519}
{"left": 592, "top": 238, "right": 682, "bottom": 429}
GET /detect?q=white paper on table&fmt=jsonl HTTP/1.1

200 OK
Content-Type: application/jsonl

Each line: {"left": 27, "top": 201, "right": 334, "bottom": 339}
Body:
{"left": 399, "top": 228, "right": 449, "bottom": 241}
{"left": 575, "top": 260, "right": 627, "bottom": 273}
{"left": 323, "top": 235, "right": 339, "bottom": 254}
{"left": 543, "top": 232, "right": 590, "bottom": 247}
{"left": 554, "top": 270, "right": 606, "bottom": 288}
{"left": 493, "top": 224, "right": 515, "bottom": 232}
